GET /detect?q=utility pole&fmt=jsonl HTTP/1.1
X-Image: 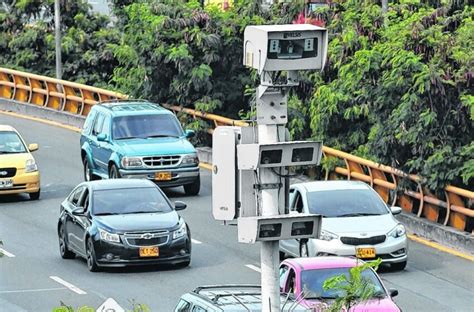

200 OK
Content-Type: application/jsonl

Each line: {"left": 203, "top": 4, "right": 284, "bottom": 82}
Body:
{"left": 54, "top": 0, "right": 62, "bottom": 80}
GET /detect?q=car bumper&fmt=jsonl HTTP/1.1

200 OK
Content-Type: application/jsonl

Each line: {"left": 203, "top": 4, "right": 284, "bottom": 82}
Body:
{"left": 310, "top": 236, "right": 408, "bottom": 264}
{"left": 118, "top": 166, "right": 199, "bottom": 187}
{"left": 0, "top": 170, "right": 40, "bottom": 195}
{"left": 93, "top": 235, "right": 191, "bottom": 267}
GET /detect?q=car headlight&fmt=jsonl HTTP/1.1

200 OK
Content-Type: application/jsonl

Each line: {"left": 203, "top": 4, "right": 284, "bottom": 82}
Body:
{"left": 25, "top": 159, "right": 38, "bottom": 173}
{"left": 99, "top": 228, "right": 120, "bottom": 243}
{"left": 121, "top": 157, "right": 143, "bottom": 169}
{"left": 173, "top": 221, "right": 187, "bottom": 240}
{"left": 388, "top": 224, "right": 406, "bottom": 238}
{"left": 320, "top": 230, "right": 338, "bottom": 241}
{"left": 181, "top": 154, "right": 199, "bottom": 165}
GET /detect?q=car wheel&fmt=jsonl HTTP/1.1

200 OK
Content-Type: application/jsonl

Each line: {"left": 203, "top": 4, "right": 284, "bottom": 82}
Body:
{"left": 108, "top": 164, "right": 121, "bottom": 179}
{"left": 29, "top": 189, "right": 40, "bottom": 200}
{"left": 391, "top": 260, "right": 407, "bottom": 271}
{"left": 86, "top": 238, "right": 99, "bottom": 272}
{"left": 177, "top": 259, "right": 191, "bottom": 268}
{"left": 83, "top": 158, "right": 97, "bottom": 181}
{"left": 58, "top": 225, "right": 75, "bottom": 259}
{"left": 184, "top": 177, "right": 200, "bottom": 196}
{"left": 300, "top": 241, "right": 309, "bottom": 258}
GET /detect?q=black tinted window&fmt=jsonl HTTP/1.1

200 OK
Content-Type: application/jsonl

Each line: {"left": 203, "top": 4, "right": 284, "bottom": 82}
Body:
{"left": 92, "top": 187, "right": 172, "bottom": 215}
{"left": 300, "top": 268, "right": 385, "bottom": 299}
{"left": 0, "top": 131, "right": 27, "bottom": 153}
{"left": 112, "top": 114, "right": 183, "bottom": 140}
{"left": 307, "top": 189, "right": 389, "bottom": 217}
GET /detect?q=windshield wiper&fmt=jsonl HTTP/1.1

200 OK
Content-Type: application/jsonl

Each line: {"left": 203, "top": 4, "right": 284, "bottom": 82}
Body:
{"left": 0, "top": 151, "right": 22, "bottom": 154}
{"left": 305, "top": 295, "right": 338, "bottom": 300}
{"left": 145, "top": 134, "right": 179, "bottom": 138}
{"left": 122, "top": 211, "right": 157, "bottom": 214}
{"left": 115, "top": 136, "right": 141, "bottom": 140}
{"left": 94, "top": 212, "right": 120, "bottom": 216}
{"left": 338, "top": 212, "right": 381, "bottom": 217}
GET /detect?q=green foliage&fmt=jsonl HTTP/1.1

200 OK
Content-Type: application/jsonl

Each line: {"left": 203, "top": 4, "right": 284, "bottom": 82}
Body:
{"left": 322, "top": 258, "right": 383, "bottom": 312}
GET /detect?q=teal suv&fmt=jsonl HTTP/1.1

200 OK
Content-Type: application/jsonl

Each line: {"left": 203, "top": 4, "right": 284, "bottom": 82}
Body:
{"left": 80, "top": 101, "right": 200, "bottom": 195}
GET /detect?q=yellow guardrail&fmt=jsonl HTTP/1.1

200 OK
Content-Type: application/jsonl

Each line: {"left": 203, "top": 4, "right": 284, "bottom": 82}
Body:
{"left": 0, "top": 67, "right": 472, "bottom": 234}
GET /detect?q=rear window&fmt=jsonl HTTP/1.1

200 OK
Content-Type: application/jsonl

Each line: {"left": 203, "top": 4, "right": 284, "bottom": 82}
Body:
{"left": 112, "top": 114, "right": 183, "bottom": 140}
{"left": 92, "top": 187, "right": 172, "bottom": 215}
{"left": 307, "top": 189, "right": 389, "bottom": 217}
{"left": 0, "top": 131, "right": 27, "bottom": 154}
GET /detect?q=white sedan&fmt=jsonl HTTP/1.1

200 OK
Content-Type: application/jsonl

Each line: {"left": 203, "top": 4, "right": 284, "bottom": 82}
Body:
{"left": 280, "top": 180, "right": 408, "bottom": 270}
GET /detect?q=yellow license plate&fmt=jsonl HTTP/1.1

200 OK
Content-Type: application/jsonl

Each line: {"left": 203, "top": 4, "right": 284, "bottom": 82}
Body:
{"left": 356, "top": 247, "right": 376, "bottom": 259}
{"left": 155, "top": 172, "right": 172, "bottom": 181}
{"left": 139, "top": 246, "right": 159, "bottom": 257}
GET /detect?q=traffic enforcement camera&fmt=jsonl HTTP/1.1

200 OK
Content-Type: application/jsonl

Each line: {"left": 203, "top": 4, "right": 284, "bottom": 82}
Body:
{"left": 237, "top": 214, "right": 322, "bottom": 243}
{"left": 243, "top": 24, "right": 328, "bottom": 73}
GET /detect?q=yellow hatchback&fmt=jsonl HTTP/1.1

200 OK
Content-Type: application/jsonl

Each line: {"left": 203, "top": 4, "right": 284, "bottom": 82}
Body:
{"left": 0, "top": 125, "right": 40, "bottom": 200}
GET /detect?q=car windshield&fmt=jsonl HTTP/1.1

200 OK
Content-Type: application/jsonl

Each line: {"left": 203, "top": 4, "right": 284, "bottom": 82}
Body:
{"left": 300, "top": 267, "right": 386, "bottom": 300}
{"left": 112, "top": 114, "right": 183, "bottom": 140}
{"left": 92, "top": 187, "right": 173, "bottom": 215}
{"left": 307, "top": 189, "right": 389, "bottom": 218}
{"left": 0, "top": 131, "right": 27, "bottom": 154}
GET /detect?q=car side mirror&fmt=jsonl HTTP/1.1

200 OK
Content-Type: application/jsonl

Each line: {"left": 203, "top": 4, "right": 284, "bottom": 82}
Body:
{"left": 97, "top": 133, "right": 108, "bottom": 142}
{"left": 72, "top": 207, "right": 85, "bottom": 216}
{"left": 175, "top": 201, "right": 187, "bottom": 211}
{"left": 28, "top": 143, "right": 39, "bottom": 152}
{"left": 184, "top": 129, "right": 195, "bottom": 139}
{"left": 390, "top": 206, "right": 402, "bottom": 215}
{"left": 389, "top": 288, "right": 399, "bottom": 297}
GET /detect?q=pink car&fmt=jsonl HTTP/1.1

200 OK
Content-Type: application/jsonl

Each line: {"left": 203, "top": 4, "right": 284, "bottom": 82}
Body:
{"left": 279, "top": 257, "right": 401, "bottom": 311}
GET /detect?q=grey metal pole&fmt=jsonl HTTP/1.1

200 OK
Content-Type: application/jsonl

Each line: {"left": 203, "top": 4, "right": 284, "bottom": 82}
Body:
{"left": 54, "top": 0, "right": 62, "bottom": 80}
{"left": 382, "top": 0, "right": 388, "bottom": 14}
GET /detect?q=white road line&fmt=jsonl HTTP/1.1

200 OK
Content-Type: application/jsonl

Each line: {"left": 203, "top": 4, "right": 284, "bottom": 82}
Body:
{"left": 191, "top": 239, "right": 202, "bottom": 244}
{"left": 0, "top": 288, "right": 65, "bottom": 294}
{"left": 49, "top": 276, "right": 87, "bottom": 295}
{"left": 0, "top": 248, "right": 15, "bottom": 257}
{"left": 245, "top": 264, "right": 261, "bottom": 273}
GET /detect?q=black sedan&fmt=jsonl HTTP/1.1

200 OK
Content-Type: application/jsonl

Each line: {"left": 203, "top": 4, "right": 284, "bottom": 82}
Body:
{"left": 57, "top": 179, "right": 191, "bottom": 272}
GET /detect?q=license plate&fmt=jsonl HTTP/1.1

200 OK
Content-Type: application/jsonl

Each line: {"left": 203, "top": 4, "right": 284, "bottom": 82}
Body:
{"left": 0, "top": 179, "right": 13, "bottom": 189}
{"left": 155, "top": 172, "right": 172, "bottom": 181}
{"left": 356, "top": 247, "right": 376, "bottom": 259}
{"left": 139, "top": 246, "right": 159, "bottom": 257}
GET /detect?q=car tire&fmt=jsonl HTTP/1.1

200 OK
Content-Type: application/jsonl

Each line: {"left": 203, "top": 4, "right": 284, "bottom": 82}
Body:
{"left": 86, "top": 238, "right": 99, "bottom": 272}
{"left": 29, "top": 189, "right": 40, "bottom": 200}
{"left": 58, "top": 225, "right": 75, "bottom": 259}
{"left": 178, "top": 259, "right": 191, "bottom": 268}
{"left": 184, "top": 176, "right": 200, "bottom": 196}
{"left": 391, "top": 260, "right": 407, "bottom": 271}
{"left": 108, "top": 164, "right": 121, "bottom": 179}
{"left": 83, "top": 158, "right": 98, "bottom": 181}
{"left": 300, "top": 241, "right": 309, "bottom": 258}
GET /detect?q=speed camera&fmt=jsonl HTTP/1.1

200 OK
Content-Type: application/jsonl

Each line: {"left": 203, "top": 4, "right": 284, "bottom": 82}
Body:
{"left": 243, "top": 24, "right": 328, "bottom": 73}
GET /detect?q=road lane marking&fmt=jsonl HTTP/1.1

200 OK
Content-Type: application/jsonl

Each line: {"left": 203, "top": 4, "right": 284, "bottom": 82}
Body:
{"left": 49, "top": 276, "right": 87, "bottom": 295}
{"left": 408, "top": 234, "right": 474, "bottom": 262}
{"left": 0, "top": 248, "right": 15, "bottom": 257}
{"left": 245, "top": 264, "right": 261, "bottom": 273}
{"left": 0, "top": 288, "right": 65, "bottom": 294}
{"left": 191, "top": 238, "right": 202, "bottom": 244}
{"left": 0, "top": 110, "right": 81, "bottom": 132}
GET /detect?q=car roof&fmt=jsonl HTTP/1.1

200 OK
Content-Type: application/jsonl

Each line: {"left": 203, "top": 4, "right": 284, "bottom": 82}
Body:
{"left": 293, "top": 180, "right": 370, "bottom": 192}
{"left": 283, "top": 256, "right": 359, "bottom": 270}
{"left": 94, "top": 101, "right": 173, "bottom": 117}
{"left": 86, "top": 178, "right": 156, "bottom": 191}
{"left": 0, "top": 125, "right": 17, "bottom": 132}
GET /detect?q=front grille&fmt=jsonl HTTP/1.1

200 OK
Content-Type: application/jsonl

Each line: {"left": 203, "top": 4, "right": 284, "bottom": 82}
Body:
{"left": 143, "top": 155, "right": 181, "bottom": 167}
{"left": 341, "top": 235, "right": 386, "bottom": 246}
{"left": 124, "top": 231, "right": 169, "bottom": 247}
{"left": 0, "top": 167, "right": 17, "bottom": 178}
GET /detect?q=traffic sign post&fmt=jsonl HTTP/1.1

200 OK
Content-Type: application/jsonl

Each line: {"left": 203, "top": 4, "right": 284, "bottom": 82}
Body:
{"left": 212, "top": 24, "right": 328, "bottom": 312}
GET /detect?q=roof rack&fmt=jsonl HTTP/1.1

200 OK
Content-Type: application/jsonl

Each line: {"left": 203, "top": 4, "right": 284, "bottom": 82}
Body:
{"left": 97, "top": 98, "right": 151, "bottom": 104}
{"left": 211, "top": 292, "right": 262, "bottom": 303}
{"left": 193, "top": 284, "right": 261, "bottom": 294}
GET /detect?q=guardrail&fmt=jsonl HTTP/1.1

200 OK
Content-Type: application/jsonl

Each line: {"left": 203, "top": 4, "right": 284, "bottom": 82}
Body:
{"left": 1, "top": 67, "right": 472, "bottom": 234}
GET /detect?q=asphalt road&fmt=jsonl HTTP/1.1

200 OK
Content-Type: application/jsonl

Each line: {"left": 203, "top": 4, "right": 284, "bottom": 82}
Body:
{"left": 0, "top": 113, "right": 473, "bottom": 312}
